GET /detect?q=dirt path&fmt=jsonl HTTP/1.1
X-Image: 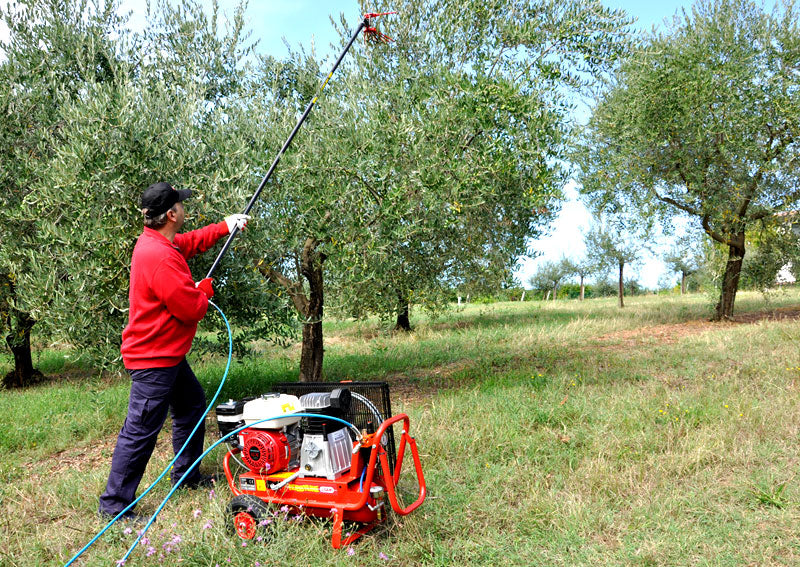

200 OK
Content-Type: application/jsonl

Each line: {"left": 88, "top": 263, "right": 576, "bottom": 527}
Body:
{"left": 593, "top": 305, "right": 800, "bottom": 349}
{"left": 384, "top": 305, "right": 800, "bottom": 401}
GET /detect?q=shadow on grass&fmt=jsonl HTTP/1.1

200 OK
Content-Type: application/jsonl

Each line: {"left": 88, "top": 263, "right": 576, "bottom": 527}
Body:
{"left": 209, "top": 295, "right": 800, "bottom": 403}
{"left": 424, "top": 298, "right": 709, "bottom": 335}
{"left": 11, "top": 292, "right": 800, "bottom": 401}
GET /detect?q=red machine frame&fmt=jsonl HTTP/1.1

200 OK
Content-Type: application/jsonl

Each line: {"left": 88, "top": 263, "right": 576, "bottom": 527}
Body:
{"left": 223, "top": 413, "right": 426, "bottom": 548}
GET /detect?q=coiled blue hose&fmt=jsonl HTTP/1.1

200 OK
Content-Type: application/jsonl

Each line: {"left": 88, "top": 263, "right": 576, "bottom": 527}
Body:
{"left": 66, "top": 301, "right": 360, "bottom": 566}
{"left": 64, "top": 300, "right": 234, "bottom": 566}
{"left": 120, "top": 412, "right": 358, "bottom": 563}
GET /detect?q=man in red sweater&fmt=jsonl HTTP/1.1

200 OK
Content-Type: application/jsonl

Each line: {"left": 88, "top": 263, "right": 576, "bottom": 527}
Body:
{"left": 99, "top": 182, "right": 249, "bottom": 520}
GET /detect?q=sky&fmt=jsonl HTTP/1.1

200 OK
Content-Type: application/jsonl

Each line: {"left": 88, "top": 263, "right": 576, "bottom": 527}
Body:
{"left": 0, "top": 1, "right": 765, "bottom": 288}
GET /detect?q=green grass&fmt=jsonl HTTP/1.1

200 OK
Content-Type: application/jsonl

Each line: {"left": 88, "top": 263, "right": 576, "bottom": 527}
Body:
{"left": 2, "top": 289, "right": 800, "bottom": 566}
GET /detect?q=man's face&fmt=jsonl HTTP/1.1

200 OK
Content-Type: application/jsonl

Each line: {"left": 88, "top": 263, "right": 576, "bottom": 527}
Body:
{"left": 170, "top": 201, "right": 185, "bottom": 231}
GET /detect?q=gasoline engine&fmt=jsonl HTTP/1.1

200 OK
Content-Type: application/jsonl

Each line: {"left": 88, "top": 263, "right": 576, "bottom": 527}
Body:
{"left": 215, "top": 383, "right": 426, "bottom": 548}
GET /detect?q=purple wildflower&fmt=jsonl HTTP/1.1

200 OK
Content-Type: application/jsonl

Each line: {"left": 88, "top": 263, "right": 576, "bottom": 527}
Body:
{"left": 146, "top": 547, "right": 156, "bottom": 557}
{"left": 193, "top": 508, "right": 202, "bottom": 518}
{"left": 379, "top": 552, "right": 389, "bottom": 560}
{"left": 203, "top": 521, "right": 213, "bottom": 530}
{"left": 123, "top": 527, "right": 132, "bottom": 535}
{"left": 347, "top": 547, "right": 355, "bottom": 556}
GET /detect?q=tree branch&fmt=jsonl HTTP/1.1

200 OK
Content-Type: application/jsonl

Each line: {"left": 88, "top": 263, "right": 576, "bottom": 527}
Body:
{"left": 336, "top": 167, "right": 384, "bottom": 206}
{"left": 256, "top": 261, "right": 309, "bottom": 317}
{"left": 300, "top": 236, "right": 326, "bottom": 280}
{"left": 701, "top": 214, "right": 735, "bottom": 247}
{"left": 735, "top": 172, "right": 761, "bottom": 220}
{"left": 462, "top": 129, "right": 483, "bottom": 151}
{"left": 653, "top": 187, "right": 700, "bottom": 217}
{"left": 735, "top": 121, "right": 794, "bottom": 221}
{"left": 487, "top": 45, "right": 509, "bottom": 78}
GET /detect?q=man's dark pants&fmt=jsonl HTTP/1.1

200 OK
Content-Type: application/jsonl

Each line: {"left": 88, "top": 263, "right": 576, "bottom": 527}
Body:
{"left": 99, "top": 359, "right": 206, "bottom": 516}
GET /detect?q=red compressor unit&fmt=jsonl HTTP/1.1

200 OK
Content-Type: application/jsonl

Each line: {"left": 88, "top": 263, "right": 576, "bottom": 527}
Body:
{"left": 215, "top": 382, "right": 426, "bottom": 548}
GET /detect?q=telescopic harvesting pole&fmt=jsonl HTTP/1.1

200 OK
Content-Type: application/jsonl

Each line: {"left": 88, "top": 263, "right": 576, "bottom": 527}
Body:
{"left": 205, "top": 12, "right": 394, "bottom": 280}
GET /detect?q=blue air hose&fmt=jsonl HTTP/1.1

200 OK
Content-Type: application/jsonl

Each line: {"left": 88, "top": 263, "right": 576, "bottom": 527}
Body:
{"left": 360, "top": 464, "right": 367, "bottom": 492}
{"left": 67, "top": 301, "right": 360, "bottom": 566}
{"left": 120, "top": 412, "right": 359, "bottom": 563}
{"left": 64, "top": 300, "right": 234, "bottom": 567}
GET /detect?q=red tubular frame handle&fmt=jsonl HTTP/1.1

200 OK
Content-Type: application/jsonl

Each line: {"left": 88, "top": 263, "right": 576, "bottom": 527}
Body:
{"left": 371, "top": 414, "right": 427, "bottom": 515}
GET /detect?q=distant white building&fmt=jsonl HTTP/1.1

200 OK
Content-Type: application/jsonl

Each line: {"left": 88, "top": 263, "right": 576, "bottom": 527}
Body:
{"left": 776, "top": 264, "right": 796, "bottom": 284}
{"left": 775, "top": 211, "right": 800, "bottom": 285}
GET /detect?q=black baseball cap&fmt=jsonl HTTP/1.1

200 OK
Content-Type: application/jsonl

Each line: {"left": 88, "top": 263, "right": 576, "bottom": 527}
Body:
{"left": 141, "top": 182, "right": 192, "bottom": 218}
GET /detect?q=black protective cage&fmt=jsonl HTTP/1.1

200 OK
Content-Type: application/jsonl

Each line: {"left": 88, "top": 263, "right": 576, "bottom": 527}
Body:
{"left": 275, "top": 381, "right": 397, "bottom": 474}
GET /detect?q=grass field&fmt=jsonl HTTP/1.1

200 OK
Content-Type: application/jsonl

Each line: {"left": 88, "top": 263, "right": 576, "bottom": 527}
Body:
{"left": 3, "top": 289, "right": 800, "bottom": 566}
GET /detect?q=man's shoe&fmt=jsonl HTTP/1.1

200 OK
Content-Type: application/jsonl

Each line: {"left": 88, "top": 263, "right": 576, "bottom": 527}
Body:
{"left": 99, "top": 509, "right": 146, "bottom": 525}
{"left": 175, "top": 473, "right": 216, "bottom": 490}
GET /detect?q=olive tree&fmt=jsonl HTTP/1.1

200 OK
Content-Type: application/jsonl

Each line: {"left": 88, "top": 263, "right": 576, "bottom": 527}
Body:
{"left": 564, "top": 256, "right": 593, "bottom": 300}
{"left": 14, "top": 0, "right": 295, "bottom": 370}
{"left": 529, "top": 258, "right": 573, "bottom": 300}
{"left": 585, "top": 225, "right": 640, "bottom": 308}
{"left": 0, "top": 0, "right": 128, "bottom": 385}
{"left": 577, "top": 0, "right": 800, "bottom": 319}
{"left": 663, "top": 233, "right": 705, "bottom": 294}
{"left": 341, "top": 0, "right": 634, "bottom": 329}
{"left": 245, "top": 0, "right": 633, "bottom": 379}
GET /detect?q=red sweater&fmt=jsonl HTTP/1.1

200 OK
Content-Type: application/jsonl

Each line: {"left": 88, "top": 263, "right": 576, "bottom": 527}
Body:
{"left": 121, "top": 222, "right": 229, "bottom": 369}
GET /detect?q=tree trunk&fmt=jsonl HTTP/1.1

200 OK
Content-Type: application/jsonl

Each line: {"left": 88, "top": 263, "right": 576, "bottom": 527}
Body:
{"left": 681, "top": 272, "right": 687, "bottom": 295}
{"left": 2, "top": 313, "right": 41, "bottom": 388}
{"left": 714, "top": 235, "right": 745, "bottom": 320}
{"left": 552, "top": 284, "right": 557, "bottom": 301}
{"left": 1, "top": 273, "right": 41, "bottom": 389}
{"left": 394, "top": 291, "right": 412, "bottom": 332}
{"left": 618, "top": 262, "right": 625, "bottom": 308}
{"left": 259, "top": 239, "right": 326, "bottom": 383}
{"left": 298, "top": 239, "right": 325, "bottom": 382}
{"left": 299, "top": 320, "right": 323, "bottom": 383}
{"left": 579, "top": 276, "right": 585, "bottom": 301}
